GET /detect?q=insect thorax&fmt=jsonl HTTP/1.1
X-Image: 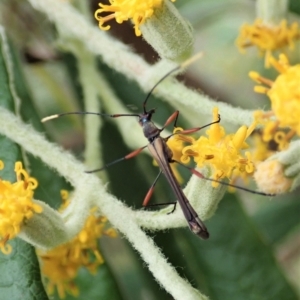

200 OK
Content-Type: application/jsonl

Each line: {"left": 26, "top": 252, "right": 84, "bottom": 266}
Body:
{"left": 142, "top": 121, "right": 160, "bottom": 141}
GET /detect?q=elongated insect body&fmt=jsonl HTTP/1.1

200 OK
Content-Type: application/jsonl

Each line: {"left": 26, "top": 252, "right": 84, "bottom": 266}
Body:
{"left": 148, "top": 137, "right": 209, "bottom": 239}
{"left": 42, "top": 53, "right": 274, "bottom": 238}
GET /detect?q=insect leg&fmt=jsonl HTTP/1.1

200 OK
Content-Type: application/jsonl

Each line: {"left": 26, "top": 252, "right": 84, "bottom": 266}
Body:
{"left": 170, "top": 115, "right": 222, "bottom": 140}
{"left": 86, "top": 145, "right": 147, "bottom": 173}
{"left": 160, "top": 111, "right": 221, "bottom": 139}
{"left": 172, "top": 160, "right": 275, "bottom": 196}
{"left": 143, "top": 170, "right": 162, "bottom": 206}
{"left": 142, "top": 170, "right": 178, "bottom": 213}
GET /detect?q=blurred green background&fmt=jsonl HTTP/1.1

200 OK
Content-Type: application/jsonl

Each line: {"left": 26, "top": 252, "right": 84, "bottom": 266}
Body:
{"left": 0, "top": 0, "right": 299, "bottom": 299}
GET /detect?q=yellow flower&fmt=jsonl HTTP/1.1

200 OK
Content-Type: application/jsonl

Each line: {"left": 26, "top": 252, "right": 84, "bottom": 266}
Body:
{"left": 166, "top": 127, "right": 195, "bottom": 183}
{"left": 0, "top": 161, "right": 42, "bottom": 254}
{"left": 38, "top": 193, "right": 117, "bottom": 299}
{"left": 236, "top": 19, "right": 300, "bottom": 64}
{"left": 250, "top": 54, "right": 299, "bottom": 143}
{"left": 95, "top": 0, "right": 175, "bottom": 36}
{"left": 179, "top": 108, "right": 255, "bottom": 186}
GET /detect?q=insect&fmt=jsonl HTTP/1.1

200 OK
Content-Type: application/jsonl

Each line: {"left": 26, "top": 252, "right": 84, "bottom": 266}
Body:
{"left": 42, "top": 54, "right": 273, "bottom": 239}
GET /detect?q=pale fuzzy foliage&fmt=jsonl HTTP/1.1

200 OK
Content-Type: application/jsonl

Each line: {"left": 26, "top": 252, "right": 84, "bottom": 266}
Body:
{"left": 2, "top": 0, "right": 298, "bottom": 299}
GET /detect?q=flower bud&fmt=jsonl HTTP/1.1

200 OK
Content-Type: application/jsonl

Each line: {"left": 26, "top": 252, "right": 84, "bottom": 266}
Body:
{"left": 141, "top": 0, "right": 194, "bottom": 61}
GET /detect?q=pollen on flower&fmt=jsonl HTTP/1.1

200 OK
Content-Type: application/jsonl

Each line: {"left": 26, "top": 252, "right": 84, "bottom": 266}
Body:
{"left": 38, "top": 196, "right": 117, "bottom": 299}
{"left": 254, "top": 159, "right": 292, "bottom": 194}
{"left": 250, "top": 54, "right": 300, "bottom": 143}
{"left": 166, "top": 108, "right": 257, "bottom": 186}
{"left": 236, "top": 19, "right": 300, "bottom": 65}
{"left": 0, "top": 161, "right": 42, "bottom": 254}
{"left": 94, "top": 0, "right": 175, "bottom": 36}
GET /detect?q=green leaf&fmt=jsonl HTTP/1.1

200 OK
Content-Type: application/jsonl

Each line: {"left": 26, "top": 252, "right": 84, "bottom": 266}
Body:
{"left": 0, "top": 29, "right": 22, "bottom": 179}
{"left": 253, "top": 194, "right": 300, "bottom": 245}
{"left": 289, "top": 0, "right": 300, "bottom": 15}
{"left": 174, "top": 193, "right": 298, "bottom": 300}
{"left": 0, "top": 239, "right": 48, "bottom": 300}
{"left": 5, "top": 29, "right": 73, "bottom": 209}
{"left": 0, "top": 26, "right": 49, "bottom": 300}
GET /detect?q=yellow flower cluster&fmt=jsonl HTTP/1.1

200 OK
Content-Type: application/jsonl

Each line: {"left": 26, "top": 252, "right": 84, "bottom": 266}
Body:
{"left": 0, "top": 161, "right": 42, "bottom": 254}
{"left": 167, "top": 108, "right": 255, "bottom": 186}
{"left": 236, "top": 19, "right": 300, "bottom": 64}
{"left": 38, "top": 193, "right": 117, "bottom": 299}
{"left": 95, "top": 0, "right": 175, "bottom": 36}
{"left": 250, "top": 54, "right": 299, "bottom": 150}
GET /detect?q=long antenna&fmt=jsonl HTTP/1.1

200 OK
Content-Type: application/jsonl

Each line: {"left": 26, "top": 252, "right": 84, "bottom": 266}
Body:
{"left": 41, "top": 111, "right": 140, "bottom": 123}
{"left": 143, "top": 52, "right": 203, "bottom": 113}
